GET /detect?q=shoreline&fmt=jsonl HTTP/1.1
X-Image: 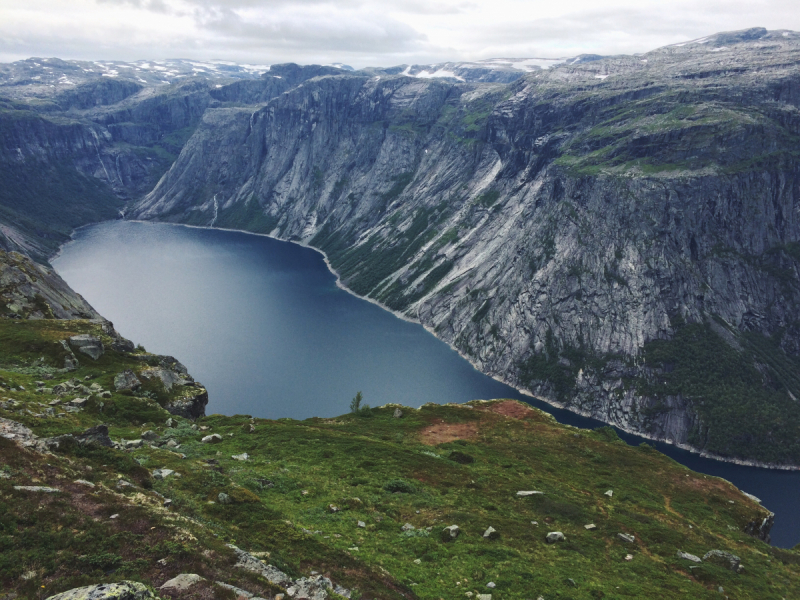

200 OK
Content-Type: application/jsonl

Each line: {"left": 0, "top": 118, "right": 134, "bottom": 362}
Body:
{"left": 54, "top": 218, "right": 800, "bottom": 472}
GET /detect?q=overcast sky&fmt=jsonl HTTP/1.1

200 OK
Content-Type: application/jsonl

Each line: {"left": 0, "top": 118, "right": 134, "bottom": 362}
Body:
{"left": 0, "top": 0, "right": 798, "bottom": 68}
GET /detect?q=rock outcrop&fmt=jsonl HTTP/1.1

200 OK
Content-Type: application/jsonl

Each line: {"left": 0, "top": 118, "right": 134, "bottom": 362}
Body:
{"left": 0, "top": 250, "right": 99, "bottom": 319}
{"left": 45, "top": 581, "right": 155, "bottom": 600}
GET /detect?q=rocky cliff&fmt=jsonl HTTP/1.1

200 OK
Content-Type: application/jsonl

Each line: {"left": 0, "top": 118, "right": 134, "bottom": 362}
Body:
{"left": 132, "top": 29, "right": 800, "bottom": 465}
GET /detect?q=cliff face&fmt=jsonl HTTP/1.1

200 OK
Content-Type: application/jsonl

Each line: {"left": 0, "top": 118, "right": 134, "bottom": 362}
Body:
{"left": 132, "top": 29, "right": 800, "bottom": 465}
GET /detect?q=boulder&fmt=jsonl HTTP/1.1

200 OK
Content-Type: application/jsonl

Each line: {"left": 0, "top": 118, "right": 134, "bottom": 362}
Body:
{"left": 75, "top": 425, "right": 113, "bottom": 447}
{"left": 286, "top": 576, "right": 327, "bottom": 600}
{"left": 141, "top": 430, "right": 159, "bottom": 441}
{"left": 516, "top": 491, "right": 543, "bottom": 496}
{"left": 441, "top": 524, "right": 460, "bottom": 542}
{"left": 114, "top": 370, "right": 141, "bottom": 391}
{"left": 617, "top": 533, "right": 635, "bottom": 543}
{"left": 401, "top": 523, "right": 415, "bottom": 531}
{"left": 46, "top": 581, "right": 155, "bottom": 600}
{"left": 153, "top": 468, "right": 175, "bottom": 480}
{"left": 13, "top": 486, "right": 60, "bottom": 493}
{"left": 160, "top": 573, "right": 205, "bottom": 592}
{"left": 140, "top": 367, "right": 188, "bottom": 391}
{"left": 703, "top": 549, "right": 742, "bottom": 572}
{"left": 124, "top": 439, "right": 143, "bottom": 449}
{"left": 676, "top": 551, "right": 702, "bottom": 563}
{"left": 68, "top": 335, "right": 104, "bottom": 360}
{"left": 546, "top": 531, "right": 565, "bottom": 543}
{"left": 393, "top": 408, "right": 403, "bottom": 418}
{"left": 165, "top": 388, "right": 209, "bottom": 420}
{"left": 584, "top": 524, "right": 597, "bottom": 531}
{"left": 202, "top": 433, "right": 222, "bottom": 444}
{"left": 218, "top": 492, "right": 232, "bottom": 504}
{"left": 227, "top": 544, "right": 292, "bottom": 586}
{"left": 604, "top": 490, "right": 613, "bottom": 497}
{"left": 483, "top": 526, "right": 500, "bottom": 540}
{"left": 232, "top": 453, "right": 249, "bottom": 461}
{"left": 69, "top": 398, "right": 88, "bottom": 408}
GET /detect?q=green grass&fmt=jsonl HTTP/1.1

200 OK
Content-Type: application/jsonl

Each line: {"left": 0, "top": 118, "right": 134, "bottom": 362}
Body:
{"left": 2, "top": 316, "right": 799, "bottom": 599}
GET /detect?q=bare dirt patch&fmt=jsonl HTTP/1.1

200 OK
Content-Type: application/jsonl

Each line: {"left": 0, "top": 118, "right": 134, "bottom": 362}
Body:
{"left": 419, "top": 420, "right": 479, "bottom": 445}
{"left": 475, "top": 400, "right": 538, "bottom": 420}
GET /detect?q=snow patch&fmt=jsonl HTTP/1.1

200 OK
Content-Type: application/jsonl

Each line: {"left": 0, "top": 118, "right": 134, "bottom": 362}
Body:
{"left": 594, "top": 74, "right": 609, "bottom": 80}
{"left": 415, "top": 69, "right": 465, "bottom": 81}
{"left": 711, "top": 46, "right": 729, "bottom": 52}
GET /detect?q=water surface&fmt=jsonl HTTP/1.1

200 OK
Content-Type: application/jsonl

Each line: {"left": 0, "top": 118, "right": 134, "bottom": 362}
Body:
{"left": 53, "top": 220, "right": 800, "bottom": 548}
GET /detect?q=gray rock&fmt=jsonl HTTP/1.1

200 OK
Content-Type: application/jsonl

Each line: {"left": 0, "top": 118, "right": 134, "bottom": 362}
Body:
{"left": 152, "top": 468, "right": 175, "bottom": 479}
{"left": 218, "top": 492, "right": 231, "bottom": 504}
{"left": 617, "top": 533, "right": 636, "bottom": 543}
{"left": 140, "top": 367, "right": 188, "bottom": 391}
{"left": 68, "top": 335, "right": 104, "bottom": 361}
{"left": 141, "top": 430, "right": 159, "bottom": 441}
{"left": 584, "top": 523, "right": 597, "bottom": 531}
{"left": 286, "top": 575, "right": 335, "bottom": 600}
{"left": 124, "top": 439, "right": 143, "bottom": 449}
{"left": 46, "top": 581, "right": 155, "bottom": 600}
{"left": 215, "top": 581, "right": 255, "bottom": 598}
{"left": 114, "top": 370, "right": 141, "bottom": 391}
{"left": 74, "top": 479, "right": 95, "bottom": 488}
{"left": 546, "top": 531, "right": 565, "bottom": 543}
{"left": 703, "top": 549, "right": 742, "bottom": 572}
{"left": 232, "top": 452, "right": 249, "bottom": 461}
{"left": 227, "top": 544, "right": 292, "bottom": 586}
{"left": 69, "top": 398, "right": 88, "bottom": 408}
{"left": 165, "top": 417, "right": 175, "bottom": 427}
{"left": 75, "top": 425, "right": 113, "bottom": 447}
{"left": 165, "top": 388, "right": 209, "bottom": 420}
{"left": 13, "top": 486, "right": 60, "bottom": 493}
{"left": 357, "top": 520, "right": 366, "bottom": 528}
{"left": 401, "top": 523, "right": 415, "bottom": 531}
{"left": 393, "top": 408, "right": 403, "bottom": 418}
{"left": 202, "top": 433, "right": 222, "bottom": 444}
{"left": 483, "top": 526, "right": 500, "bottom": 540}
{"left": 486, "top": 582, "right": 496, "bottom": 589}
{"left": 160, "top": 573, "right": 205, "bottom": 592}
{"left": 441, "top": 524, "right": 460, "bottom": 541}
{"left": 516, "top": 490, "right": 543, "bottom": 496}
{"left": 604, "top": 490, "right": 613, "bottom": 497}
{"left": 676, "top": 550, "right": 702, "bottom": 563}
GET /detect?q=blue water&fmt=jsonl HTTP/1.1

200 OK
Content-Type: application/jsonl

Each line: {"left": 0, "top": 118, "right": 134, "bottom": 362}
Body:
{"left": 53, "top": 220, "right": 800, "bottom": 548}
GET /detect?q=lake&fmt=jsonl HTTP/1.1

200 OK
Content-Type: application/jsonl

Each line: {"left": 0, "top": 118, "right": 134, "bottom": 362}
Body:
{"left": 53, "top": 220, "right": 800, "bottom": 548}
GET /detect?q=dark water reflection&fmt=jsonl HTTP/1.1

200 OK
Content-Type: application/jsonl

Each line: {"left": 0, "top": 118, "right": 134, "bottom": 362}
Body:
{"left": 53, "top": 220, "right": 800, "bottom": 548}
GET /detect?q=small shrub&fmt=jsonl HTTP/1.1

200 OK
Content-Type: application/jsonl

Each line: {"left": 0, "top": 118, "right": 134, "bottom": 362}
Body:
{"left": 448, "top": 451, "right": 475, "bottom": 464}
{"left": 384, "top": 479, "right": 415, "bottom": 494}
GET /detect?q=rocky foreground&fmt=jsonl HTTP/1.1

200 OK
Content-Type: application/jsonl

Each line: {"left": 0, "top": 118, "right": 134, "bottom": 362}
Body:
{"left": 1, "top": 249, "right": 799, "bottom": 599}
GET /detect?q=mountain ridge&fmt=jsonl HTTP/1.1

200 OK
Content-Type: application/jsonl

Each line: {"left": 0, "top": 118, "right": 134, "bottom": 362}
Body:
{"left": 129, "top": 28, "right": 800, "bottom": 466}
{"left": 2, "top": 28, "right": 800, "bottom": 465}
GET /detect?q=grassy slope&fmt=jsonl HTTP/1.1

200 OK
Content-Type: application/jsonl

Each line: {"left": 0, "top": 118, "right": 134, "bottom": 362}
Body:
{"left": 1, "top": 318, "right": 799, "bottom": 600}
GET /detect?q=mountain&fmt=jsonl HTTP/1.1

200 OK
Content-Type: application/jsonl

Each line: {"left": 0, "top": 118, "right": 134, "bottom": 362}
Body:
{"left": 129, "top": 28, "right": 800, "bottom": 466}
{"left": 3, "top": 28, "right": 800, "bottom": 466}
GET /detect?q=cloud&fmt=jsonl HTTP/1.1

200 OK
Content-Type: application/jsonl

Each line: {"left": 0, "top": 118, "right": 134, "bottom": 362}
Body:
{"left": 0, "top": 0, "right": 798, "bottom": 67}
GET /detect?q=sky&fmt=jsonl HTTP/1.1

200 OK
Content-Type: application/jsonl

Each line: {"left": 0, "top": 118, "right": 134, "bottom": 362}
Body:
{"left": 0, "top": 0, "right": 798, "bottom": 68}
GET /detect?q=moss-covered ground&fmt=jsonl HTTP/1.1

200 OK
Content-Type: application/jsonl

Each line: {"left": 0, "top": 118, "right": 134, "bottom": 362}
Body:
{"left": 1, "top": 318, "right": 799, "bottom": 599}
